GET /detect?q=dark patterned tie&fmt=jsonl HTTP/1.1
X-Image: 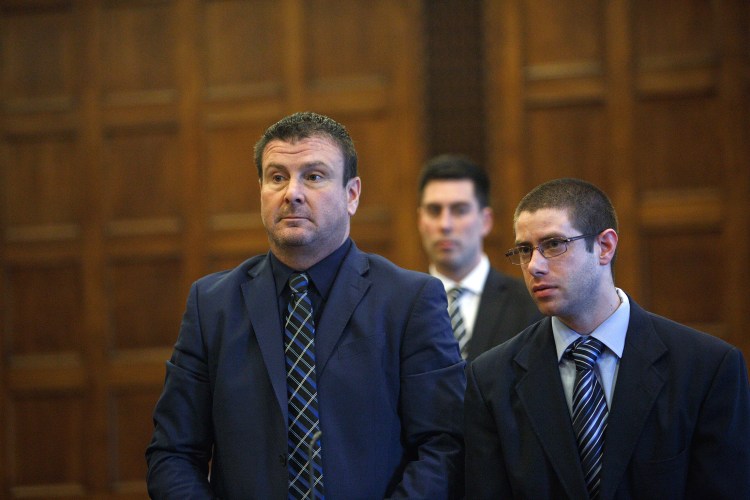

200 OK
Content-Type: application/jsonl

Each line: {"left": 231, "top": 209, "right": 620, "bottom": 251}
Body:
{"left": 284, "top": 273, "right": 324, "bottom": 499}
{"left": 567, "top": 336, "right": 608, "bottom": 499}
{"left": 447, "top": 286, "right": 468, "bottom": 359}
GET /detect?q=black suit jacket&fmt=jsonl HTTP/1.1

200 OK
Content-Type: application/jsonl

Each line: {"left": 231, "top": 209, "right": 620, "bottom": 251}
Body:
{"left": 465, "top": 297, "right": 750, "bottom": 499}
{"left": 466, "top": 267, "right": 541, "bottom": 361}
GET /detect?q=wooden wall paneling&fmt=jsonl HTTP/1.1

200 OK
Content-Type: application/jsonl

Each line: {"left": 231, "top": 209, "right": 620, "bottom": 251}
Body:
{"left": 717, "top": 0, "right": 750, "bottom": 355}
{"left": 79, "top": 0, "right": 110, "bottom": 494}
{"left": 386, "top": 0, "right": 426, "bottom": 269}
{"left": 201, "top": 0, "right": 287, "bottom": 272}
{"left": 1, "top": 0, "right": 428, "bottom": 496}
{"left": 8, "top": 391, "right": 87, "bottom": 498}
{"left": 483, "top": 0, "right": 525, "bottom": 271}
{"left": 484, "top": 0, "right": 749, "bottom": 364}
{"left": 424, "top": 0, "right": 485, "bottom": 164}
{"left": 1, "top": 1, "right": 90, "bottom": 496}
{"left": 604, "top": 0, "right": 639, "bottom": 295}
{"left": 632, "top": 0, "right": 729, "bottom": 341}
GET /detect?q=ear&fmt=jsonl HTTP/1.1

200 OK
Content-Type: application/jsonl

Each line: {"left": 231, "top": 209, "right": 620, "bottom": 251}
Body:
{"left": 481, "top": 206, "right": 494, "bottom": 237}
{"left": 597, "top": 229, "right": 618, "bottom": 265}
{"left": 346, "top": 176, "right": 361, "bottom": 216}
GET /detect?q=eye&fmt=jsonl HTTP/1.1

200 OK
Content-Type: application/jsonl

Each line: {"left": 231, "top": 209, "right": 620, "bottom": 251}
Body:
{"left": 542, "top": 239, "right": 565, "bottom": 251}
{"left": 516, "top": 245, "right": 533, "bottom": 256}
{"left": 307, "top": 173, "right": 323, "bottom": 182}
{"left": 450, "top": 204, "right": 471, "bottom": 216}
{"left": 423, "top": 205, "right": 442, "bottom": 217}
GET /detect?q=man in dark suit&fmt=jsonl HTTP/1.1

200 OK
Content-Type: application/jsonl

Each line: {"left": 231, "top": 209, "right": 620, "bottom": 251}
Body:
{"left": 465, "top": 177, "right": 750, "bottom": 499}
{"left": 417, "top": 155, "right": 540, "bottom": 361}
{"left": 146, "top": 112, "right": 465, "bottom": 499}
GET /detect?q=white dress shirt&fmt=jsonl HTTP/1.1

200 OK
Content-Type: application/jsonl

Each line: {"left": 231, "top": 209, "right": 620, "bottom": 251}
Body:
{"left": 430, "top": 255, "right": 491, "bottom": 346}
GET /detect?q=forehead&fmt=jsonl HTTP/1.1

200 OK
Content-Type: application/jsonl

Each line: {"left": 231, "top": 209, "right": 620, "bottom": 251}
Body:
{"left": 514, "top": 207, "right": 573, "bottom": 239}
{"left": 261, "top": 135, "right": 344, "bottom": 170}
{"left": 421, "top": 179, "right": 477, "bottom": 204}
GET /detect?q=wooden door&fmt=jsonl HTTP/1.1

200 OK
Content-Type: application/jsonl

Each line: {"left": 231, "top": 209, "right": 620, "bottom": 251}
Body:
{"left": 483, "top": 0, "right": 750, "bottom": 357}
{"left": 0, "top": 0, "right": 425, "bottom": 497}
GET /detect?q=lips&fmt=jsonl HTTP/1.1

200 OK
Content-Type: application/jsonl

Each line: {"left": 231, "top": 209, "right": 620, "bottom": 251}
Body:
{"left": 531, "top": 284, "right": 556, "bottom": 299}
{"left": 434, "top": 239, "right": 458, "bottom": 250}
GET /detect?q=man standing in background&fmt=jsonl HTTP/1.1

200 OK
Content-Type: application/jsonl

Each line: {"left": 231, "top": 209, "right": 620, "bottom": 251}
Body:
{"left": 417, "top": 154, "right": 540, "bottom": 360}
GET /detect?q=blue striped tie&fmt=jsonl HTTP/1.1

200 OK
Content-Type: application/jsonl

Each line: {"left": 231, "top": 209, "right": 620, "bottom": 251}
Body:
{"left": 567, "top": 336, "right": 608, "bottom": 499}
{"left": 447, "top": 287, "right": 468, "bottom": 359}
{"left": 285, "top": 273, "right": 324, "bottom": 499}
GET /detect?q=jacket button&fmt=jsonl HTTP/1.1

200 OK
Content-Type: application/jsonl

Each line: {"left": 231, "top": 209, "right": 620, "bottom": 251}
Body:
{"left": 279, "top": 454, "right": 287, "bottom": 466}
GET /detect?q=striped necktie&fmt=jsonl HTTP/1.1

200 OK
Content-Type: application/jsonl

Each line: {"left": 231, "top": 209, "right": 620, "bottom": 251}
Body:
{"left": 567, "top": 336, "right": 608, "bottom": 499}
{"left": 447, "top": 286, "right": 468, "bottom": 359}
{"left": 284, "top": 273, "right": 324, "bottom": 499}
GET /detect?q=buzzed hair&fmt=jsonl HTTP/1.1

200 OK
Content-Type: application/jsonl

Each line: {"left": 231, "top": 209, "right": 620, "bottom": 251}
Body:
{"left": 254, "top": 111, "right": 358, "bottom": 185}
{"left": 514, "top": 178, "right": 618, "bottom": 254}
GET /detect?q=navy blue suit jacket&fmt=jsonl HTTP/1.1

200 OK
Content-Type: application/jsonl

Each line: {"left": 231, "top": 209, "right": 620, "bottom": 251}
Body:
{"left": 147, "top": 243, "right": 466, "bottom": 499}
{"left": 465, "top": 298, "right": 750, "bottom": 499}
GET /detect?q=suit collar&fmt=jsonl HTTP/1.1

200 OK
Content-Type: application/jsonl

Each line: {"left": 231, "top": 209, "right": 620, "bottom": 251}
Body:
{"left": 514, "top": 319, "right": 590, "bottom": 499}
{"left": 469, "top": 268, "right": 511, "bottom": 355}
{"left": 314, "top": 245, "right": 370, "bottom": 375}
{"left": 599, "top": 297, "right": 667, "bottom": 499}
{"left": 240, "top": 245, "right": 372, "bottom": 421}
{"left": 242, "top": 256, "right": 288, "bottom": 421}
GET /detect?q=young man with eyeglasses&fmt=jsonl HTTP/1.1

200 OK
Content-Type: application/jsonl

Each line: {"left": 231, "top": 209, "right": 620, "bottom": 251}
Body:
{"left": 464, "top": 177, "right": 750, "bottom": 499}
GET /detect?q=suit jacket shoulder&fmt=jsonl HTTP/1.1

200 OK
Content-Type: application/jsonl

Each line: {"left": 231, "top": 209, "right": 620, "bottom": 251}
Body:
{"left": 469, "top": 268, "right": 542, "bottom": 360}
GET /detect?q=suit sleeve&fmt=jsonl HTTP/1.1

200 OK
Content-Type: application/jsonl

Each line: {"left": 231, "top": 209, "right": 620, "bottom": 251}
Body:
{"left": 146, "top": 282, "right": 215, "bottom": 499}
{"left": 388, "top": 277, "right": 466, "bottom": 499}
{"left": 687, "top": 346, "right": 750, "bottom": 499}
{"left": 464, "top": 361, "right": 512, "bottom": 498}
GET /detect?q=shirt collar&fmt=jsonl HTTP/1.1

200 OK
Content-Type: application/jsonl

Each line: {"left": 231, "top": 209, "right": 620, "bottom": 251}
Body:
{"left": 270, "top": 238, "right": 352, "bottom": 299}
{"left": 552, "top": 288, "right": 630, "bottom": 361}
{"left": 430, "top": 254, "right": 490, "bottom": 296}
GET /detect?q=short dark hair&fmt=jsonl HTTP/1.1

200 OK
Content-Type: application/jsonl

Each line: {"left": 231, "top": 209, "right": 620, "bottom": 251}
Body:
{"left": 253, "top": 111, "right": 358, "bottom": 185}
{"left": 514, "top": 178, "right": 618, "bottom": 255}
{"left": 417, "top": 154, "right": 490, "bottom": 208}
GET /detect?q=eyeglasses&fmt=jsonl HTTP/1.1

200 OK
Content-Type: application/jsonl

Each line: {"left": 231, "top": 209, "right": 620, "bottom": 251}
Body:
{"left": 505, "top": 232, "right": 601, "bottom": 265}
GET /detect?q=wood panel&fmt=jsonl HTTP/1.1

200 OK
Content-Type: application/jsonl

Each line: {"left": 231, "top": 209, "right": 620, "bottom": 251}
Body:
{"left": 484, "top": 0, "right": 750, "bottom": 359}
{"left": 0, "top": 0, "right": 425, "bottom": 497}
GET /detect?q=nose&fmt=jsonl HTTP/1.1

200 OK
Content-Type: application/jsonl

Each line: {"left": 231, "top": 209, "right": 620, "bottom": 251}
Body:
{"left": 438, "top": 209, "right": 453, "bottom": 232}
{"left": 525, "top": 246, "right": 548, "bottom": 275}
{"left": 284, "top": 177, "right": 305, "bottom": 204}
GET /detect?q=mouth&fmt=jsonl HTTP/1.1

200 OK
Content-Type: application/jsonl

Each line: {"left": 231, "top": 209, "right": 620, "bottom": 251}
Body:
{"left": 531, "top": 284, "right": 556, "bottom": 298}
{"left": 434, "top": 239, "right": 458, "bottom": 251}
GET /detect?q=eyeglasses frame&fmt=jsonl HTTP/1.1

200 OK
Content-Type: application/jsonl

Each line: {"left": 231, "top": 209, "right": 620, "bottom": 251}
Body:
{"left": 505, "top": 232, "right": 603, "bottom": 265}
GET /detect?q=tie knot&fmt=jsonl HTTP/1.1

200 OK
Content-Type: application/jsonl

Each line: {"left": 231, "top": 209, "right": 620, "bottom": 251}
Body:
{"left": 567, "top": 336, "right": 605, "bottom": 371}
{"left": 289, "top": 272, "right": 309, "bottom": 294}
{"left": 447, "top": 286, "right": 464, "bottom": 304}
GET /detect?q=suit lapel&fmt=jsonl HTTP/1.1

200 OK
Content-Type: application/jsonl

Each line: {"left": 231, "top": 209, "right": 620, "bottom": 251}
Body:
{"left": 469, "top": 270, "right": 504, "bottom": 357}
{"left": 599, "top": 299, "right": 667, "bottom": 500}
{"left": 515, "top": 321, "right": 589, "bottom": 499}
{"left": 314, "top": 245, "right": 370, "bottom": 376}
{"left": 241, "top": 256, "right": 288, "bottom": 422}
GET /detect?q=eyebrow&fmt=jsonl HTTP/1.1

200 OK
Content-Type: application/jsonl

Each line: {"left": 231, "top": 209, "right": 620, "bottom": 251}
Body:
{"left": 264, "top": 160, "right": 333, "bottom": 173}
{"left": 514, "top": 233, "right": 565, "bottom": 246}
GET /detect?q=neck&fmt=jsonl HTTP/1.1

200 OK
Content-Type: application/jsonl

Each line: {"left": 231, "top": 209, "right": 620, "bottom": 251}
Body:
{"left": 270, "top": 235, "right": 348, "bottom": 271}
{"left": 562, "top": 286, "right": 621, "bottom": 335}
{"left": 436, "top": 254, "right": 483, "bottom": 283}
